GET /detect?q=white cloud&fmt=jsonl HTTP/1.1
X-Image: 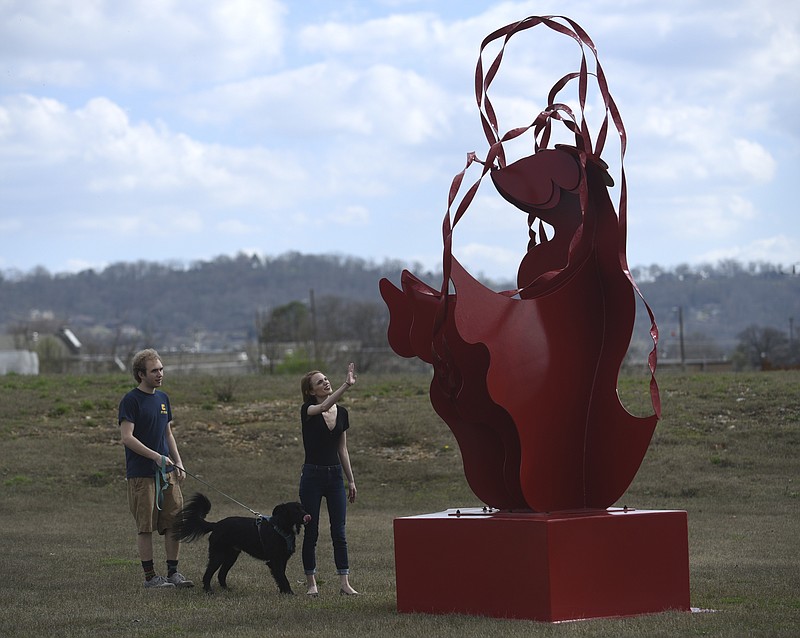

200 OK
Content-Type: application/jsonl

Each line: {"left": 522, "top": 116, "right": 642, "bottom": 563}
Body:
{"left": 0, "top": 94, "right": 308, "bottom": 211}
{"left": 0, "top": 95, "right": 76, "bottom": 163}
{"left": 727, "top": 7, "right": 800, "bottom": 96}
{"left": 14, "top": 60, "right": 90, "bottom": 87}
{"left": 297, "top": 12, "right": 442, "bottom": 56}
{"left": 216, "top": 219, "right": 257, "bottom": 235}
{"left": 653, "top": 193, "right": 759, "bottom": 240}
{"left": 0, "top": 0, "right": 287, "bottom": 90}
{"left": 72, "top": 207, "right": 204, "bottom": 236}
{"left": 177, "top": 61, "right": 454, "bottom": 145}
{"left": 454, "top": 242, "right": 525, "bottom": 280}
{"left": 632, "top": 103, "right": 779, "bottom": 187}
{"left": 160, "top": 209, "right": 206, "bottom": 235}
{"left": 72, "top": 215, "right": 143, "bottom": 235}
{"left": 212, "top": 0, "right": 287, "bottom": 71}
{"left": 454, "top": 190, "right": 530, "bottom": 233}
{"left": 727, "top": 194, "right": 758, "bottom": 222}
{"left": 335, "top": 205, "right": 370, "bottom": 226}
{"left": 732, "top": 138, "right": 777, "bottom": 183}
{"left": 697, "top": 234, "right": 800, "bottom": 267}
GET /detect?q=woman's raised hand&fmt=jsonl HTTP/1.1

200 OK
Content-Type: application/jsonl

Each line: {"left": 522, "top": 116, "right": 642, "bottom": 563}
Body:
{"left": 345, "top": 362, "right": 357, "bottom": 387}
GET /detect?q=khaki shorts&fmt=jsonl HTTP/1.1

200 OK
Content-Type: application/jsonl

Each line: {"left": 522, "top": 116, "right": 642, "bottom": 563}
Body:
{"left": 127, "top": 472, "right": 184, "bottom": 535}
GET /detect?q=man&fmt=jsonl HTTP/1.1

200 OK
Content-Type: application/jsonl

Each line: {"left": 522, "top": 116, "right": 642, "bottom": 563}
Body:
{"left": 119, "top": 348, "right": 193, "bottom": 588}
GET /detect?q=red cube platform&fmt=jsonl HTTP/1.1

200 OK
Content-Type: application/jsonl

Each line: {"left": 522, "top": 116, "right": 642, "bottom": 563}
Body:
{"left": 394, "top": 507, "right": 690, "bottom": 622}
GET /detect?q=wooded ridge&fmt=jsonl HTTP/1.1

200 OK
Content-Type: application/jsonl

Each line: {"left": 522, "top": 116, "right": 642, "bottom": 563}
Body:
{"left": 1, "top": 252, "right": 798, "bottom": 363}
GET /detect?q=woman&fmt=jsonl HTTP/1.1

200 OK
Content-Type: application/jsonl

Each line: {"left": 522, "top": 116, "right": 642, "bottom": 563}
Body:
{"left": 299, "top": 362, "right": 358, "bottom": 596}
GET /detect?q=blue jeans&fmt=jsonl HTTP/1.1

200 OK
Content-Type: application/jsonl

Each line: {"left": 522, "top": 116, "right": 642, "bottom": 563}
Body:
{"left": 299, "top": 464, "right": 349, "bottom": 575}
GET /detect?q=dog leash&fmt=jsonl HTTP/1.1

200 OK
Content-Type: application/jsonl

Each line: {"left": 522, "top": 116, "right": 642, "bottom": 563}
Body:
{"left": 179, "top": 465, "right": 263, "bottom": 518}
{"left": 182, "top": 466, "right": 291, "bottom": 555}
{"left": 154, "top": 455, "right": 170, "bottom": 511}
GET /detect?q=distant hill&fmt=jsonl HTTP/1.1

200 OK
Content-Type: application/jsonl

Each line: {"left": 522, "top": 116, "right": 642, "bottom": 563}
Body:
{"left": 0, "top": 253, "right": 433, "bottom": 352}
{"left": 1, "top": 252, "right": 798, "bottom": 360}
{"left": 628, "top": 261, "right": 800, "bottom": 362}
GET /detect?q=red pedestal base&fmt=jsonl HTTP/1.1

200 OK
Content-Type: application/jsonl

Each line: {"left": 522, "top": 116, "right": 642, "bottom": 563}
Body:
{"left": 394, "top": 508, "right": 690, "bottom": 622}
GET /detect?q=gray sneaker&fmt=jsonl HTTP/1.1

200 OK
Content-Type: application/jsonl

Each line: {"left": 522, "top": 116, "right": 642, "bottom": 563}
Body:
{"left": 167, "top": 572, "right": 194, "bottom": 588}
{"left": 144, "top": 575, "right": 175, "bottom": 589}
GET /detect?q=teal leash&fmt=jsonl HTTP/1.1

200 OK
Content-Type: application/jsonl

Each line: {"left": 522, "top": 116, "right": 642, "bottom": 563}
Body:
{"left": 154, "top": 458, "right": 263, "bottom": 517}
{"left": 154, "top": 455, "right": 170, "bottom": 511}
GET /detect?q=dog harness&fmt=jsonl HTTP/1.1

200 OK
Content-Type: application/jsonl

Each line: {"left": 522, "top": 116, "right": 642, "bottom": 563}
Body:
{"left": 256, "top": 516, "right": 296, "bottom": 554}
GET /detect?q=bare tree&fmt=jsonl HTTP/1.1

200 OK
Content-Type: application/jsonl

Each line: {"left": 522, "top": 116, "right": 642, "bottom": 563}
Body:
{"left": 735, "top": 324, "right": 790, "bottom": 369}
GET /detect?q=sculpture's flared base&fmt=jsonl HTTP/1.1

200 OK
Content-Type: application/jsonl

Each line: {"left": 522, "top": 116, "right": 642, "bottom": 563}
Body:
{"left": 394, "top": 507, "right": 690, "bottom": 622}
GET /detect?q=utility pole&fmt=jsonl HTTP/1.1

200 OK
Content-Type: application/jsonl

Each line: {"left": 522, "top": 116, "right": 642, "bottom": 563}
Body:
{"left": 678, "top": 305, "right": 685, "bottom": 367}
{"left": 309, "top": 288, "right": 318, "bottom": 364}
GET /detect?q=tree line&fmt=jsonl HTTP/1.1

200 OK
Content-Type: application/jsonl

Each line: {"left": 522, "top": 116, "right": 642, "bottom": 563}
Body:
{"left": 2, "top": 252, "right": 798, "bottom": 371}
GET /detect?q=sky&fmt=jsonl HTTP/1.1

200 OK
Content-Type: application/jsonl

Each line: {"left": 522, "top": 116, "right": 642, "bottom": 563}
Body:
{"left": 1, "top": 0, "right": 798, "bottom": 281}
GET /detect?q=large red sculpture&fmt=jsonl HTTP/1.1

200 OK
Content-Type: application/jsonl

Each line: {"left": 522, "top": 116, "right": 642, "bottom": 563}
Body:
{"left": 383, "top": 17, "right": 689, "bottom": 622}
{"left": 380, "top": 15, "right": 661, "bottom": 513}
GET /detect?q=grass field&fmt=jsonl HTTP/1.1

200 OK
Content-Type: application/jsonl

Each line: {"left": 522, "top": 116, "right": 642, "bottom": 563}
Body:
{"left": 0, "top": 369, "right": 798, "bottom": 637}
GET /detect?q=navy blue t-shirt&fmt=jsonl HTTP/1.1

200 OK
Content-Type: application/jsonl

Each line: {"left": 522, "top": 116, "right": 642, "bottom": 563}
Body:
{"left": 118, "top": 388, "right": 173, "bottom": 478}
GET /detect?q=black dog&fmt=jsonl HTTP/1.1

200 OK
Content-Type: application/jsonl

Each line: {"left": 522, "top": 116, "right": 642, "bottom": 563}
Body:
{"left": 173, "top": 493, "right": 310, "bottom": 594}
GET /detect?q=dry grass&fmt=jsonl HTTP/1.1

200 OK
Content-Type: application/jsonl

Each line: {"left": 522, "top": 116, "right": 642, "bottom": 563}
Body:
{"left": 0, "top": 369, "right": 798, "bottom": 637}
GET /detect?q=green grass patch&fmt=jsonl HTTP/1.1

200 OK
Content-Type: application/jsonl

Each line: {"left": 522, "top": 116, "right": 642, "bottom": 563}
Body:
{"left": 101, "top": 557, "right": 139, "bottom": 567}
{"left": 0, "top": 370, "right": 798, "bottom": 637}
{"left": 3, "top": 475, "right": 33, "bottom": 487}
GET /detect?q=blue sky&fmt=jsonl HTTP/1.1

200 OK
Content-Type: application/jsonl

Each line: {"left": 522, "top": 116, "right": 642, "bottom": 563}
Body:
{"left": 1, "top": 0, "right": 798, "bottom": 281}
